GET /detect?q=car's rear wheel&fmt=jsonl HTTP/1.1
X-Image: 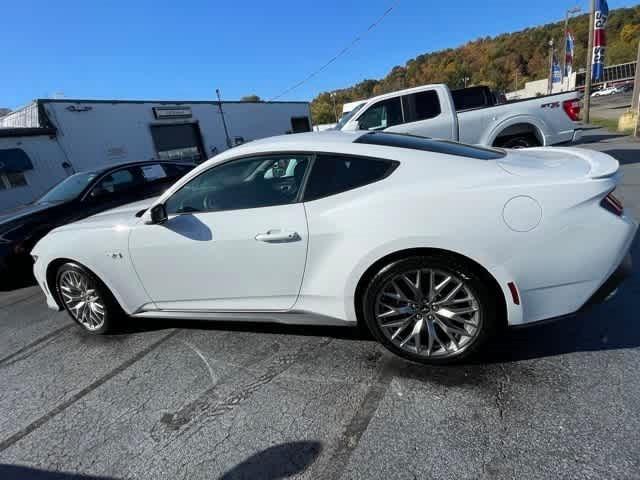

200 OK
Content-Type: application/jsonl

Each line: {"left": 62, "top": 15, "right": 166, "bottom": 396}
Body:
{"left": 362, "top": 256, "right": 498, "bottom": 364}
{"left": 56, "top": 262, "right": 121, "bottom": 334}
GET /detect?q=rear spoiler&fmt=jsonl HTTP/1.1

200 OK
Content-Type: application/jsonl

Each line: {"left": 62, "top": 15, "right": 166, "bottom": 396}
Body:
{"left": 526, "top": 147, "right": 619, "bottom": 179}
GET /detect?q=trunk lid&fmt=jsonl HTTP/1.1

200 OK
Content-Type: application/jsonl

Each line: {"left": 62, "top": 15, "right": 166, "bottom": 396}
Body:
{"left": 497, "top": 147, "right": 619, "bottom": 180}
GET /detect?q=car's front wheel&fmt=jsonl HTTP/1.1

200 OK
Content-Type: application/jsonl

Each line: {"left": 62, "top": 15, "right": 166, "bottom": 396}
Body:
{"left": 362, "top": 256, "right": 499, "bottom": 364}
{"left": 56, "top": 262, "right": 121, "bottom": 334}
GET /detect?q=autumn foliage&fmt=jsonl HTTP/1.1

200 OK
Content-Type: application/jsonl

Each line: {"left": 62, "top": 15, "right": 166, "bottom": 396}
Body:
{"left": 311, "top": 5, "right": 640, "bottom": 124}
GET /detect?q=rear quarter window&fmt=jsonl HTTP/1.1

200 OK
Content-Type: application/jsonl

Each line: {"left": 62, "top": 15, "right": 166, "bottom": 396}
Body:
{"left": 303, "top": 154, "right": 398, "bottom": 202}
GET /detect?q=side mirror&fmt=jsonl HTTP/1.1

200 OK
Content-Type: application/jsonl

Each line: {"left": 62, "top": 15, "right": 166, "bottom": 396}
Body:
{"left": 147, "top": 204, "right": 168, "bottom": 225}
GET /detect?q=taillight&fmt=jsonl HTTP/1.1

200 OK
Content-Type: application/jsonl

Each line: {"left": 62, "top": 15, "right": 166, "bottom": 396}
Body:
{"left": 601, "top": 190, "right": 624, "bottom": 216}
{"left": 563, "top": 99, "right": 581, "bottom": 121}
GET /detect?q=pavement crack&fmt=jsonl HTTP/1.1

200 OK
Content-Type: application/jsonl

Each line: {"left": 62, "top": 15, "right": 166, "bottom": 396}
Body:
{"left": 151, "top": 337, "right": 334, "bottom": 447}
{"left": 313, "top": 353, "right": 394, "bottom": 480}
{"left": 0, "top": 323, "right": 73, "bottom": 367}
{"left": 0, "top": 329, "right": 179, "bottom": 453}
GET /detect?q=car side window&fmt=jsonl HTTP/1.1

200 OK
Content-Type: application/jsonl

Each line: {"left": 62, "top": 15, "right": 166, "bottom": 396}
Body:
{"left": 90, "top": 167, "right": 142, "bottom": 198}
{"left": 163, "top": 163, "right": 193, "bottom": 179}
{"left": 165, "top": 155, "right": 310, "bottom": 214}
{"left": 357, "top": 98, "right": 403, "bottom": 130}
{"left": 139, "top": 164, "right": 170, "bottom": 184}
{"left": 303, "top": 154, "right": 398, "bottom": 202}
{"left": 403, "top": 90, "right": 441, "bottom": 122}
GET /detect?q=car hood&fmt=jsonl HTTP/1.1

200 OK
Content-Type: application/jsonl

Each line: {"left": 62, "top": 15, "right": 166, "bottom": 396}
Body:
{"left": 50, "top": 197, "right": 158, "bottom": 233}
{"left": 0, "top": 202, "right": 58, "bottom": 226}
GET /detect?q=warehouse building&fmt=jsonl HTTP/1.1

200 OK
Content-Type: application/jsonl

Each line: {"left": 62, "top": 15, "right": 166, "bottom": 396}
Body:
{"left": 0, "top": 98, "right": 312, "bottom": 210}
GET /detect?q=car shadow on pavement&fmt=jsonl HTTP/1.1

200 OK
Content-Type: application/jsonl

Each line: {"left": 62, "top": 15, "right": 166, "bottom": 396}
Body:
{"left": 480, "top": 236, "right": 640, "bottom": 363}
{"left": 0, "top": 464, "right": 117, "bottom": 480}
{"left": 595, "top": 149, "right": 640, "bottom": 166}
{"left": 577, "top": 134, "right": 630, "bottom": 144}
{"left": 219, "top": 441, "right": 322, "bottom": 480}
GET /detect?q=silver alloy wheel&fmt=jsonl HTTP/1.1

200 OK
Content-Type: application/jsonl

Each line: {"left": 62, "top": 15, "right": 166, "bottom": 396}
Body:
{"left": 59, "top": 270, "right": 106, "bottom": 331}
{"left": 375, "top": 268, "right": 481, "bottom": 359}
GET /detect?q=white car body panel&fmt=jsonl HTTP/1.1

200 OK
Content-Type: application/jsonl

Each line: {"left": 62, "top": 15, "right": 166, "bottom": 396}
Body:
{"left": 338, "top": 84, "right": 581, "bottom": 147}
{"left": 128, "top": 203, "right": 308, "bottom": 311}
{"left": 32, "top": 131, "right": 637, "bottom": 329}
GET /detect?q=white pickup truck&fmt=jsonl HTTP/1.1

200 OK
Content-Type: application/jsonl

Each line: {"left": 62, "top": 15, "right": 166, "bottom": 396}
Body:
{"left": 337, "top": 84, "right": 583, "bottom": 148}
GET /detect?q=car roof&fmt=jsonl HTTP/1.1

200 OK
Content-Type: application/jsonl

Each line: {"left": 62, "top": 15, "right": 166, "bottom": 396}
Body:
{"left": 246, "top": 130, "right": 367, "bottom": 148}
{"left": 209, "top": 131, "right": 504, "bottom": 166}
{"left": 93, "top": 159, "right": 195, "bottom": 175}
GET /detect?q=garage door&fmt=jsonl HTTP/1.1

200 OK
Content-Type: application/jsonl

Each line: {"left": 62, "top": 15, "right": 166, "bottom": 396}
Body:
{"left": 150, "top": 123, "right": 206, "bottom": 163}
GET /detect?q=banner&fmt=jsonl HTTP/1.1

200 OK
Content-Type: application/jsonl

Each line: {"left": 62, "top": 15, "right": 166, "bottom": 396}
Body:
{"left": 565, "top": 31, "right": 575, "bottom": 77}
{"left": 552, "top": 52, "right": 562, "bottom": 84}
{"left": 592, "top": 0, "right": 609, "bottom": 81}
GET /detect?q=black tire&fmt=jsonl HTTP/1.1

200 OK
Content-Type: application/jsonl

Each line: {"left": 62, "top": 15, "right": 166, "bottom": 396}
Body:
{"left": 362, "top": 255, "right": 499, "bottom": 365}
{"left": 498, "top": 135, "right": 539, "bottom": 149}
{"left": 55, "top": 262, "right": 123, "bottom": 334}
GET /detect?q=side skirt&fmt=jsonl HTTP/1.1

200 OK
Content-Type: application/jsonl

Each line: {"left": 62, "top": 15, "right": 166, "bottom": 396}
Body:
{"left": 130, "top": 308, "right": 353, "bottom": 327}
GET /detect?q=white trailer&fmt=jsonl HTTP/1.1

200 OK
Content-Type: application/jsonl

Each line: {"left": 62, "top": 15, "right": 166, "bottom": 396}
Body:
{"left": 0, "top": 98, "right": 311, "bottom": 211}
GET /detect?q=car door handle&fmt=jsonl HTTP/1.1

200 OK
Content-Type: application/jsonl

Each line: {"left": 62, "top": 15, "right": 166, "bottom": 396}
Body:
{"left": 255, "top": 230, "right": 300, "bottom": 243}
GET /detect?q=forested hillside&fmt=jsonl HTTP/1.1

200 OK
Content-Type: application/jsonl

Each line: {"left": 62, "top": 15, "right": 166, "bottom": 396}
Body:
{"left": 311, "top": 5, "right": 640, "bottom": 124}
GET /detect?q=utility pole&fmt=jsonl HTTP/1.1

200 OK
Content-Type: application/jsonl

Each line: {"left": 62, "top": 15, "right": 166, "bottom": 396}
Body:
{"left": 584, "top": 0, "right": 596, "bottom": 124}
{"left": 633, "top": 40, "right": 640, "bottom": 137}
{"left": 330, "top": 92, "right": 338, "bottom": 123}
{"left": 632, "top": 40, "right": 640, "bottom": 114}
{"left": 514, "top": 69, "right": 518, "bottom": 92}
{"left": 216, "top": 89, "right": 232, "bottom": 149}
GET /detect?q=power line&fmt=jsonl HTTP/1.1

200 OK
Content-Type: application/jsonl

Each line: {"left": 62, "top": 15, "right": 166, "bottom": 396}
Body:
{"left": 268, "top": 1, "right": 401, "bottom": 101}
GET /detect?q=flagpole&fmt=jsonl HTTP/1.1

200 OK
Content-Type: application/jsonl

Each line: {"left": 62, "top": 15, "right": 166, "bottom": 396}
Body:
{"left": 563, "top": 7, "right": 581, "bottom": 91}
{"left": 584, "top": 0, "right": 596, "bottom": 124}
{"left": 563, "top": 11, "right": 569, "bottom": 84}
{"left": 548, "top": 39, "right": 555, "bottom": 95}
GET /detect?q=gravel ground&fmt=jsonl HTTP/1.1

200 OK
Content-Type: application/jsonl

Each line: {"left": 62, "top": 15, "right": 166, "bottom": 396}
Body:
{"left": 0, "top": 128, "right": 639, "bottom": 480}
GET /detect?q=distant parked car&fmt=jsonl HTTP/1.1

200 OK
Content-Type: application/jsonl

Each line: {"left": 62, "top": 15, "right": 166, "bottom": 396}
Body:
{"left": 0, "top": 160, "right": 195, "bottom": 289}
{"left": 591, "top": 87, "right": 618, "bottom": 97}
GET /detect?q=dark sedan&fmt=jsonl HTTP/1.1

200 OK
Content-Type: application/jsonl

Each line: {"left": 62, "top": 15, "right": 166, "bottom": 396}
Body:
{"left": 0, "top": 160, "right": 195, "bottom": 290}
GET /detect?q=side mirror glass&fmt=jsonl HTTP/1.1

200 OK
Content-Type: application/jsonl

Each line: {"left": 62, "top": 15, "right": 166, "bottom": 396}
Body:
{"left": 147, "top": 204, "right": 168, "bottom": 225}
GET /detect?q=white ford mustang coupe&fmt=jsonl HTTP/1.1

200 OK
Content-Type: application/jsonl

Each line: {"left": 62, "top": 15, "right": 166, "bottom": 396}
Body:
{"left": 32, "top": 131, "right": 636, "bottom": 363}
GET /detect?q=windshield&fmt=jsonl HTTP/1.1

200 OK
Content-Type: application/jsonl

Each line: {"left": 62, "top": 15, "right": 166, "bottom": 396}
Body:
{"left": 37, "top": 171, "right": 99, "bottom": 204}
{"left": 336, "top": 103, "right": 365, "bottom": 130}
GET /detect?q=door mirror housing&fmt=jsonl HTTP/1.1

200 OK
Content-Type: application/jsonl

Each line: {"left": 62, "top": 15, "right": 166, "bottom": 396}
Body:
{"left": 147, "top": 204, "right": 168, "bottom": 225}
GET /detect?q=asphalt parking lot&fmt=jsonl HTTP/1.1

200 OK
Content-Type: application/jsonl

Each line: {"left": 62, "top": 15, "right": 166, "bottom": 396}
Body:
{"left": 1, "top": 128, "right": 639, "bottom": 480}
{"left": 590, "top": 91, "right": 633, "bottom": 121}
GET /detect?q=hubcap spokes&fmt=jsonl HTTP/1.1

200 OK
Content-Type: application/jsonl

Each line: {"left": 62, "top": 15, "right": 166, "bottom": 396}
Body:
{"left": 59, "top": 271, "right": 105, "bottom": 330}
{"left": 375, "top": 269, "right": 481, "bottom": 358}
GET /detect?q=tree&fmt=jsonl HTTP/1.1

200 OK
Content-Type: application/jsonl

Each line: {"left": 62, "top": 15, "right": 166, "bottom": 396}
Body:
{"left": 240, "top": 95, "right": 261, "bottom": 102}
{"left": 620, "top": 24, "right": 640, "bottom": 44}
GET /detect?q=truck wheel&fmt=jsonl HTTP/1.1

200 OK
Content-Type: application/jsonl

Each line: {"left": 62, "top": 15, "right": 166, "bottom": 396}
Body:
{"left": 498, "top": 135, "right": 539, "bottom": 149}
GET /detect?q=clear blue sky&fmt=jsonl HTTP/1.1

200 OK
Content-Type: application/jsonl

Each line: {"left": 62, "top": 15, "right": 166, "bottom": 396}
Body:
{"left": 2, "top": 0, "right": 637, "bottom": 108}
